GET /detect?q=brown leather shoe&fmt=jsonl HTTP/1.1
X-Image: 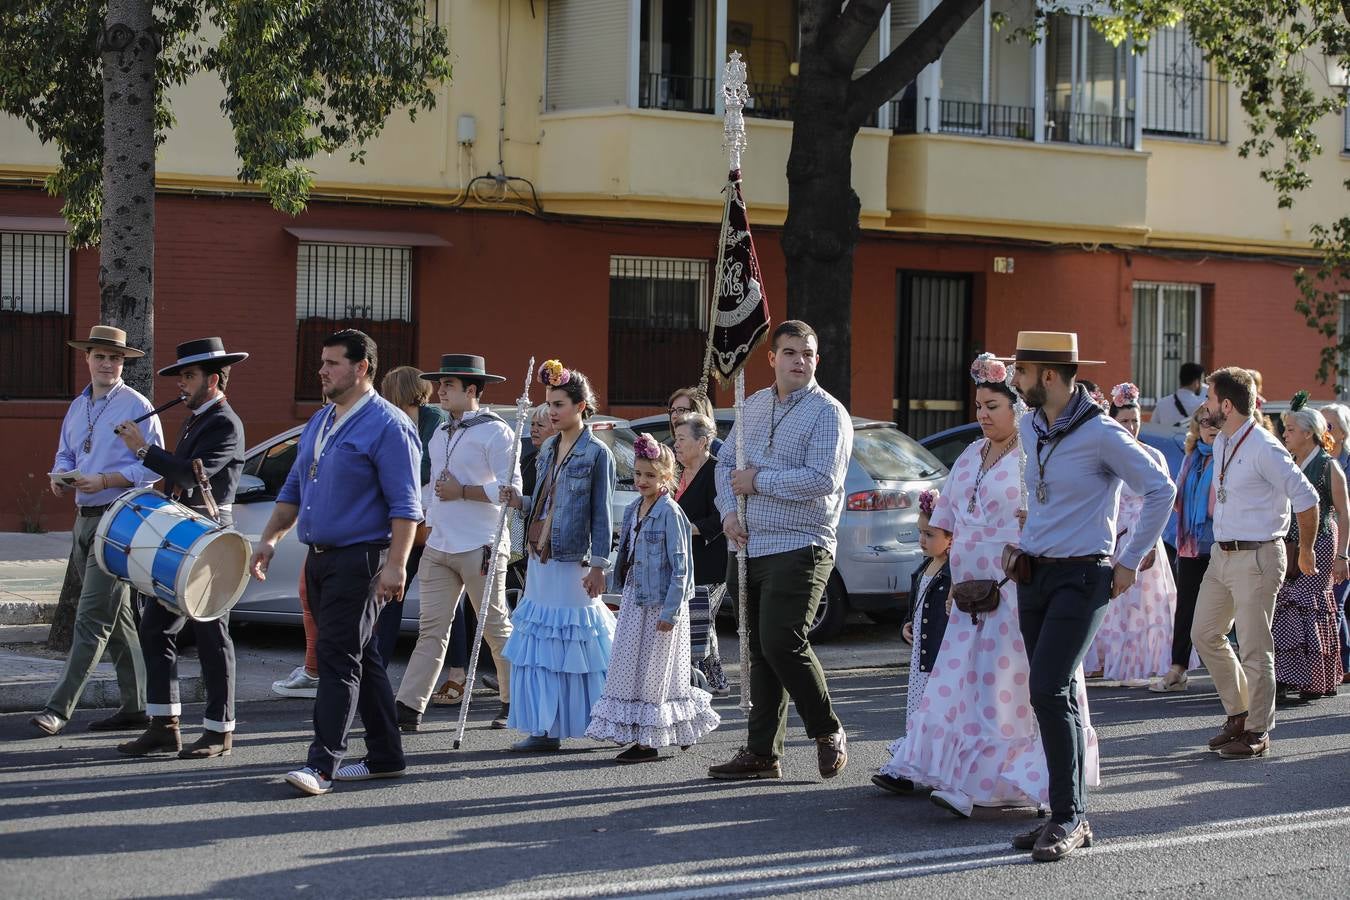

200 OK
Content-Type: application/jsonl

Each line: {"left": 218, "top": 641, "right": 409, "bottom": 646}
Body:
{"left": 179, "top": 729, "right": 232, "bottom": 759}
{"left": 89, "top": 709, "right": 151, "bottom": 732}
{"left": 1206, "top": 713, "right": 1247, "bottom": 751}
{"left": 816, "top": 728, "right": 848, "bottom": 779}
{"left": 1217, "top": 730, "right": 1270, "bottom": 759}
{"left": 1031, "top": 819, "right": 1094, "bottom": 862}
{"left": 708, "top": 748, "right": 782, "bottom": 780}
{"left": 117, "top": 716, "right": 181, "bottom": 756}
{"left": 1011, "top": 823, "right": 1049, "bottom": 851}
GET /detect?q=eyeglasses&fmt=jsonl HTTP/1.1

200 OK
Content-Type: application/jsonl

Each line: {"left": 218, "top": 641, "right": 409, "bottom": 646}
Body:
{"left": 668, "top": 406, "right": 694, "bottom": 416}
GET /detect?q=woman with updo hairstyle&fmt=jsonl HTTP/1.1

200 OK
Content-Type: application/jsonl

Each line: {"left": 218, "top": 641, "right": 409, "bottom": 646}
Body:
{"left": 1271, "top": 396, "right": 1349, "bottom": 700}
{"left": 878, "top": 353, "right": 1099, "bottom": 819}
{"left": 1084, "top": 383, "right": 1177, "bottom": 685}
{"left": 499, "top": 360, "right": 617, "bottom": 751}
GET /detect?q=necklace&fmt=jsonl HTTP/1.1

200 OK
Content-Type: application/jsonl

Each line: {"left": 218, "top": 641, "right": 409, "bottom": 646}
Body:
{"left": 767, "top": 391, "right": 805, "bottom": 454}
{"left": 82, "top": 383, "right": 122, "bottom": 453}
{"left": 968, "top": 435, "right": 1018, "bottom": 513}
{"left": 1216, "top": 420, "right": 1256, "bottom": 503}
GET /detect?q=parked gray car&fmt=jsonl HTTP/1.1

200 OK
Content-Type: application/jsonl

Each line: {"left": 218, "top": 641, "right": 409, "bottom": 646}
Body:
{"left": 629, "top": 411, "right": 948, "bottom": 641}
{"left": 229, "top": 411, "right": 639, "bottom": 631}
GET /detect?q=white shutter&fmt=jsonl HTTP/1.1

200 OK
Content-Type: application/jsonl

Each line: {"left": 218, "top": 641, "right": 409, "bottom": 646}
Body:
{"left": 0, "top": 232, "right": 68, "bottom": 314}
{"left": 941, "top": 11, "right": 985, "bottom": 104}
{"left": 546, "top": 0, "right": 632, "bottom": 111}
{"left": 296, "top": 244, "right": 411, "bottom": 322}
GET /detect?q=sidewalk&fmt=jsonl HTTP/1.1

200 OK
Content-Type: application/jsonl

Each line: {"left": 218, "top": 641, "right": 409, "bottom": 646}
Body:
{"left": 0, "top": 530, "right": 70, "bottom": 625}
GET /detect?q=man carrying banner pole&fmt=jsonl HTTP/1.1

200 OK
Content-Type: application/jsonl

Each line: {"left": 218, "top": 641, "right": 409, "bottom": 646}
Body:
{"left": 704, "top": 54, "right": 854, "bottom": 783}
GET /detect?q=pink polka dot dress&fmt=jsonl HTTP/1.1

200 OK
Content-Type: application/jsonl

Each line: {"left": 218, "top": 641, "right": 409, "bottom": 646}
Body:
{"left": 881, "top": 438, "right": 1100, "bottom": 809}
{"left": 1085, "top": 443, "right": 1177, "bottom": 682}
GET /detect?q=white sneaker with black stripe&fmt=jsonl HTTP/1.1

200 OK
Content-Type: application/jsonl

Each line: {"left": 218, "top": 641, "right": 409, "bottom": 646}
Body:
{"left": 284, "top": 766, "right": 333, "bottom": 796}
{"left": 334, "top": 759, "right": 406, "bottom": 781}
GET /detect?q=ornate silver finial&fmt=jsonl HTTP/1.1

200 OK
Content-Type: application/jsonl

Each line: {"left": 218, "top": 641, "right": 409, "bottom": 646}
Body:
{"left": 722, "top": 51, "right": 750, "bottom": 169}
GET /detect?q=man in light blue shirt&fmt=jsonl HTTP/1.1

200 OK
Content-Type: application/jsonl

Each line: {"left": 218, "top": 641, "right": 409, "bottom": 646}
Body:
{"left": 250, "top": 329, "right": 422, "bottom": 796}
{"left": 1007, "top": 332, "right": 1174, "bottom": 863}
{"left": 31, "top": 326, "right": 164, "bottom": 737}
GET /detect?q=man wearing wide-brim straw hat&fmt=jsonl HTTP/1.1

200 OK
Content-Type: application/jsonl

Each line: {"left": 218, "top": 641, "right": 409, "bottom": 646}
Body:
{"left": 30, "top": 326, "right": 165, "bottom": 737}
{"left": 1003, "top": 331, "right": 1174, "bottom": 861}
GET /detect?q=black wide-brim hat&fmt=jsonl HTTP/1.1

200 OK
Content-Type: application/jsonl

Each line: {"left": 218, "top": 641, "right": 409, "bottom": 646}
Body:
{"left": 421, "top": 353, "right": 507, "bottom": 383}
{"left": 158, "top": 337, "right": 249, "bottom": 376}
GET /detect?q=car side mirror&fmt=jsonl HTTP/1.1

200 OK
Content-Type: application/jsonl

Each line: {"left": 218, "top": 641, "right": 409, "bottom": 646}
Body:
{"left": 236, "top": 474, "right": 267, "bottom": 502}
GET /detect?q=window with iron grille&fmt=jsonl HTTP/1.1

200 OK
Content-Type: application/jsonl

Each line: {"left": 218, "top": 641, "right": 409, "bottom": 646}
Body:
{"left": 1132, "top": 282, "right": 1202, "bottom": 406}
{"left": 1140, "top": 21, "right": 1227, "bottom": 142}
{"left": 608, "top": 255, "right": 710, "bottom": 406}
{"left": 1338, "top": 294, "right": 1350, "bottom": 398}
{"left": 294, "top": 243, "right": 415, "bottom": 401}
{"left": 0, "top": 232, "right": 71, "bottom": 400}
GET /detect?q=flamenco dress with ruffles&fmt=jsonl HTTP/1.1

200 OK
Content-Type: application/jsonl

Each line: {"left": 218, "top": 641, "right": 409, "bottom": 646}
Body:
{"left": 880, "top": 439, "right": 1099, "bottom": 811}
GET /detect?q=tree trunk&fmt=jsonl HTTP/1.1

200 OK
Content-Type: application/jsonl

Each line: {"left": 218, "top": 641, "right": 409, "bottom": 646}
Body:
{"left": 99, "top": 0, "right": 157, "bottom": 400}
{"left": 782, "top": 24, "right": 861, "bottom": 408}
{"left": 45, "top": 555, "right": 85, "bottom": 653}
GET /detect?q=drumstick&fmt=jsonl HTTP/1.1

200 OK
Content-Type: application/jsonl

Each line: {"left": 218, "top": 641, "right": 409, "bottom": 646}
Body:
{"left": 116, "top": 394, "right": 186, "bottom": 433}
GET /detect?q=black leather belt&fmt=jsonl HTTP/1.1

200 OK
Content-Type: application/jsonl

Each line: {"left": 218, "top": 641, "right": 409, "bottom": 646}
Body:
{"left": 1030, "top": 554, "right": 1108, "bottom": 565}
{"left": 310, "top": 541, "right": 389, "bottom": 555}
{"left": 1215, "top": 539, "right": 1274, "bottom": 552}
{"left": 78, "top": 504, "right": 111, "bottom": 518}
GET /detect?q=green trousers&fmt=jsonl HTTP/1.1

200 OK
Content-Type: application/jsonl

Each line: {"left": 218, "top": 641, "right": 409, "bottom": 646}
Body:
{"left": 727, "top": 545, "right": 842, "bottom": 759}
{"left": 44, "top": 513, "right": 146, "bottom": 719}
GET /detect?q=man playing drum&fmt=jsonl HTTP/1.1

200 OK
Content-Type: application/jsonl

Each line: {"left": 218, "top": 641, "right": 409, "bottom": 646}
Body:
{"left": 31, "top": 326, "right": 164, "bottom": 737}
{"left": 112, "top": 338, "right": 249, "bottom": 759}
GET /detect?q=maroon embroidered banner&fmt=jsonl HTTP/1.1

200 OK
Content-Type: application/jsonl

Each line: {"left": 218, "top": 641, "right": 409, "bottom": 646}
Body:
{"left": 708, "top": 168, "right": 771, "bottom": 386}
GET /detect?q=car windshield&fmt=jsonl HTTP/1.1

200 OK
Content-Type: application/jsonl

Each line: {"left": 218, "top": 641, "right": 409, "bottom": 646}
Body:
{"left": 590, "top": 425, "right": 636, "bottom": 489}
{"left": 853, "top": 426, "right": 946, "bottom": 481}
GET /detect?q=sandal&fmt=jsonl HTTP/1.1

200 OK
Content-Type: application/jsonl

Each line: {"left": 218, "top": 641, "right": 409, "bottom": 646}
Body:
{"left": 430, "top": 678, "right": 465, "bottom": 706}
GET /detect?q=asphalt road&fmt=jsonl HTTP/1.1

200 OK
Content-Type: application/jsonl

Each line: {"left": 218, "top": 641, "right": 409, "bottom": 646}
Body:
{"left": 1, "top": 670, "right": 1348, "bottom": 899}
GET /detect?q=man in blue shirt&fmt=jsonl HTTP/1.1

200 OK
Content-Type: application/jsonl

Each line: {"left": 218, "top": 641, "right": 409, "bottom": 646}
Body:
{"left": 31, "top": 326, "right": 164, "bottom": 737}
{"left": 249, "top": 329, "right": 422, "bottom": 796}
{"left": 1007, "top": 332, "right": 1174, "bottom": 862}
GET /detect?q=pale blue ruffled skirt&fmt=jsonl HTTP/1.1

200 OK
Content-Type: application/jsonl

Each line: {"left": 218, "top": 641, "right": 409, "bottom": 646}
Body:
{"left": 503, "top": 557, "right": 615, "bottom": 738}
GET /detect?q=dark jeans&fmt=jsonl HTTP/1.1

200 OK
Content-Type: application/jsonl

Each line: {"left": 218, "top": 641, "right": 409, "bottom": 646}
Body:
{"left": 1336, "top": 580, "right": 1350, "bottom": 675}
{"left": 305, "top": 544, "right": 404, "bottom": 777}
{"left": 141, "top": 600, "right": 235, "bottom": 729}
{"left": 1017, "top": 558, "right": 1112, "bottom": 823}
{"left": 374, "top": 543, "right": 425, "bottom": 668}
{"left": 1173, "top": 555, "right": 1209, "bottom": 669}
{"left": 727, "top": 545, "right": 842, "bottom": 759}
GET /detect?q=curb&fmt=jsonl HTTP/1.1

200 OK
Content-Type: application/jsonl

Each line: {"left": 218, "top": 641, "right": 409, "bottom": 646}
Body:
{"left": 0, "top": 601, "right": 56, "bottom": 626}
{"left": 1, "top": 669, "right": 205, "bottom": 714}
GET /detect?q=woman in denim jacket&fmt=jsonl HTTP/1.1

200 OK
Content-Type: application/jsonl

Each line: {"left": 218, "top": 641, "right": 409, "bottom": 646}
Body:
{"left": 587, "top": 437, "right": 719, "bottom": 763}
{"left": 500, "top": 362, "right": 617, "bottom": 752}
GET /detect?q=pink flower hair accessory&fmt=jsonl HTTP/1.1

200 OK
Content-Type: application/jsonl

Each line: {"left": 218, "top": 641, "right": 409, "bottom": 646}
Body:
{"left": 633, "top": 433, "right": 662, "bottom": 461}
{"left": 918, "top": 488, "right": 939, "bottom": 518}
{"left": 969, "top": 352, "right": 1008, "bottom": 386}
{"left": 1110, "top": 382, "right": 1141, "bottom": 408}
{"left": 1088, "top": 388, "right": 1109, "bottom": 412}
{"left": 537, "top": 359, "right": 572, "bottom": 387}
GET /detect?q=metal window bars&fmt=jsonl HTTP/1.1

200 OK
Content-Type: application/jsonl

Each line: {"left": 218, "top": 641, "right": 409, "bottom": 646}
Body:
{"left": 608, "top": 255, "right": 711, "bottom": 406}
{"left": 0, "top": 232, "right": 71, "bottom": 400}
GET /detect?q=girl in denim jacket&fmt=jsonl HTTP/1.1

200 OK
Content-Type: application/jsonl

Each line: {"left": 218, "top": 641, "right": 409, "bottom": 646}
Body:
{"left": 587, "top": 436, "right": 720, "bottom": 762}
{"left": 500, "top": 362, "right": 617, "bottom": 752}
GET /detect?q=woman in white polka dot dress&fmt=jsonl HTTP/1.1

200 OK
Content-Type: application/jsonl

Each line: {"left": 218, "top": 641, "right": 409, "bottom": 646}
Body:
{"left": 587, "top": 436, "right": 720, "bottom": 762}
{"left": 881, "top": 353, "right": 1099, "bottom": 818}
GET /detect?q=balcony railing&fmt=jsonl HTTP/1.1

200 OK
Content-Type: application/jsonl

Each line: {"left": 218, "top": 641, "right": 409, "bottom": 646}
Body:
{"left": 1140, "top": 27, "right": 1229, "bottom": 143}
{"left": 639, "top": 72, "right": 717, "bottom": 115}
{"left": 891, "top": 98, "right": 1034, "bottom": 140}
{"left": 1046, "top": 109, "right": 1135, "bottom": 149}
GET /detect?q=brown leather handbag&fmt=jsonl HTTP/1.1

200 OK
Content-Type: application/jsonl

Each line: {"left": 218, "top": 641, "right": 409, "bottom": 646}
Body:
{"left": 950, "top": 576, "right": 1008, "bottom": 624}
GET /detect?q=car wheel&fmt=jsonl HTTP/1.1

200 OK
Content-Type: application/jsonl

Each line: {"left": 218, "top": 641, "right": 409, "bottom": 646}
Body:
{"left": 865, "top": 609, "right": 907, "bottom": 626}
{"left": 808, "top": 572, "right": 849, "bottom": 644}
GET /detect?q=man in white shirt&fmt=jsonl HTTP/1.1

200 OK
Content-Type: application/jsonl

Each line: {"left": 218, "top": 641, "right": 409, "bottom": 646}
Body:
{"left": 1152, "top": 362, "right": 1206, "bottom": 428}
{"left": 1191, "top": 367, "right": 1319, "bottom": 759}
{"left": 395, "top": 354, "right": 521, "bottom": 732}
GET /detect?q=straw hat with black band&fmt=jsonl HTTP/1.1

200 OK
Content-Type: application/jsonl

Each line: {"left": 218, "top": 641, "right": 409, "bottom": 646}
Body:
{"left": 67, "top": 325, "right": 145, "bottom": 359}
{"left": 1000, "top": 331, "right": 1104, "bottom": 367}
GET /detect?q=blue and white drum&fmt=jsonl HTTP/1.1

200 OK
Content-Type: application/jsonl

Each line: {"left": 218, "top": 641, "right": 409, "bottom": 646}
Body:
{"left": 94, "top": 488, "right": 251, "bottom": 621}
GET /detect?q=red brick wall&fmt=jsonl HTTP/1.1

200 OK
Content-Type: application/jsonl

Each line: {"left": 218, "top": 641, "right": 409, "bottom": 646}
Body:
{"left": 0, "top": 188, "right": 1333, "bottom": 530}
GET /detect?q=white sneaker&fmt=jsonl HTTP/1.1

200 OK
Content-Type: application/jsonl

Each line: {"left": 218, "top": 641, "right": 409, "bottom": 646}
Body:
{"left": 335, "top": 760, "right": 407, "bottom": 781}
{"left": 930, "top": 789, "right": 973, "bottom": 818}
{"left": 284, "top": 766, "right": 332, "bottom": 796}
{"left": 272, "top": 666, "right": 319, "bottom": 698}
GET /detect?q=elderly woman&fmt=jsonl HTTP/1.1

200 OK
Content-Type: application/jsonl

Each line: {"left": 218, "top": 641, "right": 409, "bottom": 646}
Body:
{"left": 1150, "top": 408, "right": 1218, "bottom": 692}
{"left": 1324, "top": 403, "right": 1350, "bottom": 681}
{"left": 667, "top": 386, "right": 723, "bottom": 456}
{"left": 1272, "top": 399, "right": 1349, "bottom": 701}
{"left": 674, "top": 413, "right": 729, "bottom": 694}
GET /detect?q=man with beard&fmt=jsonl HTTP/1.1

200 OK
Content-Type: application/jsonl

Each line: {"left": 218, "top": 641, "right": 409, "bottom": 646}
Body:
{"left": 1007, "top": 332, "right": 1174, "bottom": 862}
{"left": 1190, "top": 367, "right": 1317, "bottom": 760}
{"left": 113, "top": 338, "right": 248, "bottom": 759}
{"left": 249, "top": 329, "right": 422, "bottom": 796}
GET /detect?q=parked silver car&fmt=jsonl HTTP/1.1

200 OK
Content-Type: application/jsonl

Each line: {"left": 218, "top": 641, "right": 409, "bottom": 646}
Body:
{"left": 629, "top": 411, "right": 948, "bottom": 641}
{"left": 229, "top": 411, "right": 640, "bottom": 631}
